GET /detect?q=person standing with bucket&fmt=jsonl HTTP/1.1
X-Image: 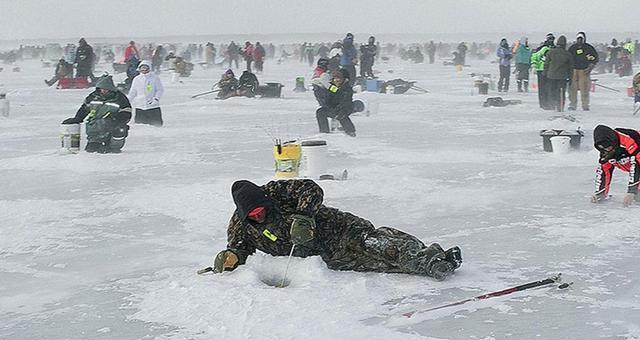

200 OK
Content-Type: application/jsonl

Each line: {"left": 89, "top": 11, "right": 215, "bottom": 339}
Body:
{"left": 209, "top": 179, "right": 462, "bottom": 281}
{"left": 591, "top": 125, "right": 640, "bottom": 207}
{"left": 128, "top": 60, "right": 164, "bottom": 126}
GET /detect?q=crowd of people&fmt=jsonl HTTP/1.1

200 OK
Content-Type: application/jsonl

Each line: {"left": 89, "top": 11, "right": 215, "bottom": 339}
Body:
{"left": 2, "top": 30, "right": 640, "bottom": 284}
{"left": 7, "top": 32, "right": 622, "bottom": 152}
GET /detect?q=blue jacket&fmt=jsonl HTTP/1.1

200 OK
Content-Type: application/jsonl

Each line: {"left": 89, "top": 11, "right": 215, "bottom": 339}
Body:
{"left": 340, "top": 37, "right": 357, "bottom": 66}
{"left": 497, "top": 46, "right": 512, "bottom": 66}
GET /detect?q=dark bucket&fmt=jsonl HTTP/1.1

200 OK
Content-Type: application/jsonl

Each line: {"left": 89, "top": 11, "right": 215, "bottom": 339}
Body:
{"left": 478, "top": 82, "right": 489, "bottom": 95}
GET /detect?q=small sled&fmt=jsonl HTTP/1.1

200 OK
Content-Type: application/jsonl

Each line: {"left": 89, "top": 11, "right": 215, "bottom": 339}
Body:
{"left": 482, "top": 97, "right": 522, "bottom": 107}
{"left": 57, "top": 77, "right": 90, "bottom": 89}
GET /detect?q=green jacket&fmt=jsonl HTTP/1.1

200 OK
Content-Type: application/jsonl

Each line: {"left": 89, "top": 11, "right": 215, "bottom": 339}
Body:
{"left": 531, "top": 46, "right": 550, "bottom": 72}
{"left": 623, "top": 42, "right": 635, "bottom": 55}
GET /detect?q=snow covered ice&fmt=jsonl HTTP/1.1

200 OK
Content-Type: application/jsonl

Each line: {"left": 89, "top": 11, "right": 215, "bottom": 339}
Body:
{"left": 1, "top": 51, "right": 640, "bottom": 339}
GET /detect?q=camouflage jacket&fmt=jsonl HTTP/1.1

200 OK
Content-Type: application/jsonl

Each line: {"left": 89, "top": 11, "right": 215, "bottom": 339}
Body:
{"left": 225, "top": 179, "right": 375, "bottom": 266}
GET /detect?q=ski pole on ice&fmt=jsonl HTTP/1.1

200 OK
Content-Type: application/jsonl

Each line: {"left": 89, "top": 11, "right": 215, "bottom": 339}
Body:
{"left": 401, "top": 273, "right": 567, "bottom": 318}
{"left": 279, "top": 244, "right": 296, "bottom": 288}
{"left": 593, "top": 83, "right": 621, "bottom": 93}
{"left": 411, "top": 85, "right": 430, "bottom": 93}
{"left": 197, "top": 266, "right": 213, "bottom": 275}
{"left": 633, "top": 105, "right": 640, "bottom": 116}
{"left": 191, "top": 89, "right": 220, "bottom": 98}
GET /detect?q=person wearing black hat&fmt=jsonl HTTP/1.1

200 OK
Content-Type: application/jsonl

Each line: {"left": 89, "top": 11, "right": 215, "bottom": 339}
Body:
{"left": 340, "top": 34, "right": 358, "bottom": 86}
{"left": 61, "top": 76, "right": 132, "bottom": 153}
{"left": 74, "top": 38, "right": 96, "bottom": 83}
{"left": 543, "top": 35, "right": 573, "bottom": 111}
{"left": 531, "top": 33, "right": 555, "bottom": 109}
{"left": 211, "top": 179, "right": 462, "bottom": 281}
{"left": 496, "top": 38, "right": 512, "bottom": 92}
{"left": 359, "top": 36, "right": 377, "bottom": 78}
{"left": 237, "top": 70, "right": 259, "bottom": 97}
{"left": 568, "top": 32, "right": 599, "bottom": 111}
{"left": 592, "top": 125, "right": 640, "bottom": 207}
{"left": 316, "top": 68, "right": 357, "bottom": 137}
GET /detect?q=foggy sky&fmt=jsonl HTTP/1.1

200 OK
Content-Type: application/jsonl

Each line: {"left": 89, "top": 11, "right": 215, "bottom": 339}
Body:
{"left": 1, "top": 0, "right": 637, "bottom": 41}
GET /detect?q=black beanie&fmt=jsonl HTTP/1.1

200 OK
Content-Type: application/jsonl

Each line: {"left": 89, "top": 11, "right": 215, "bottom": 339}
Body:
{"left": 231, "top": 180, "right": 273, "bottom": 220}
{"left": 593, "top": 125, "right": 619, "bottom": 150}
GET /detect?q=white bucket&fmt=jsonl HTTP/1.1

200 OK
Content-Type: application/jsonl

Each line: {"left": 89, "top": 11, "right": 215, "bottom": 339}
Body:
{"left": 299, "top": 140, "right": 328, "bottom": 179}
{"left": 550, "top": 136, "right": 571, "bottom": 154}
{"left": 356, "top": 92, "right": 379, "bottom": 116}
{"left": 60, "top": 123, "right": 81, "bottom": 153}
{"left": 171, "top": 72, "right": 180, "bottom": 83}
{"left": 365, "top": 94, "right": 379, "bottom": 116}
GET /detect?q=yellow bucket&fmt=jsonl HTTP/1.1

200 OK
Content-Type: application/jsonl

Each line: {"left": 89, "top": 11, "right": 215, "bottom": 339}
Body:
{"left": 273, "top": 143, "right": 301, "bottom": 178}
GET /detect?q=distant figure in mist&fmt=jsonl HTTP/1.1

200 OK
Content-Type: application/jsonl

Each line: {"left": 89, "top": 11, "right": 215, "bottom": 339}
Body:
{"left": 543, "top": 35, "right": 573, "bottom": 112}
{"left": 340, "top": 33, "right": 358, "bottom": 86}
{"left": 496, "top": 38, "right": 512, "bottom": 92}
{"left": 359, "top": 36, "right": 377, "bottom": 78}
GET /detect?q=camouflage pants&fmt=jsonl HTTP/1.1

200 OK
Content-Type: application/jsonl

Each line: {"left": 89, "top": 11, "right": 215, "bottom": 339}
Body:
{"left": 322, "top": 226, "right": 446, "bottom": 277}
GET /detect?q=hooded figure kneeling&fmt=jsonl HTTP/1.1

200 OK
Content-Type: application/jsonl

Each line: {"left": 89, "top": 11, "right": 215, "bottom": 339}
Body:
{"left": 211, "top": 179, "right": 462, "bottom": 281}
{"left": 61, "top": 76, "right": 132, "bottom": 153}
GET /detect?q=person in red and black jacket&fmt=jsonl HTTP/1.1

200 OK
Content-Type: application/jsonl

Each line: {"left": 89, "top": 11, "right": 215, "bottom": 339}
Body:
{"left": 592, "top": 125, "right": 640, "bottom": 207}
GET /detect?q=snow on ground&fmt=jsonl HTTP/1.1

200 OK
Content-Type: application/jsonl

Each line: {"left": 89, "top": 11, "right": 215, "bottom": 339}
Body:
{"left": 1, "top": 52, "right": 639, "bottom": 340}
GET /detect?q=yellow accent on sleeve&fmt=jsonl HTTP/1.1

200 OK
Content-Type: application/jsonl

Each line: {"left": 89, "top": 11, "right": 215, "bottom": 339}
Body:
{"left": 262, "top": 229, "right": 278, "bottom": 242}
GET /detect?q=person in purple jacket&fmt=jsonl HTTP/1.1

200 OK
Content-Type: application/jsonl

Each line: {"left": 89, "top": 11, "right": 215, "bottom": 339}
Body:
{"left": 496, "top": 38, "right": 513, "bottom": 92}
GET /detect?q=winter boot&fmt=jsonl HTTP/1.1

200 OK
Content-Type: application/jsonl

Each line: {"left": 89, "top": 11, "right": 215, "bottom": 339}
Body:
{"left": 444, "top": 246, "right": 462, "bottom": 269}
{"left": 85, "top": 142, "right": 101, "bottom": 153}
{"left": 428, "top": 258, "right": 455, "bottom": 281}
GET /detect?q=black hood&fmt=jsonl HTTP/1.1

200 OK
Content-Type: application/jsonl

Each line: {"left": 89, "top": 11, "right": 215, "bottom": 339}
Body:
{"left": 593, "top": 125, "right": 619, "bottom": 150}
{"left": 231, "top": 180, "right": 273, "bottom": 220}
{"left": 556, "top": 35, "right": 567, "bottom": 48}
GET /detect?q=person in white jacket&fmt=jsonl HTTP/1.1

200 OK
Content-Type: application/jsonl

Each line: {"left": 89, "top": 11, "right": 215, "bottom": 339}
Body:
{"left": 128, "top": 60, "right": 164, "bottom": 126}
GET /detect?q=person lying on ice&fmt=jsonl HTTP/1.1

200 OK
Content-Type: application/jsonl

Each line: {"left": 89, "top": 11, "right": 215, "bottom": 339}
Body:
{"left": 211, "top": 179, "right": 462, "bottom": 281}
{"left": 61, "top": 76, "right": 132, "bottom": 153}
{"left": 592, "top": 124, "right": 640, "bottom": 207}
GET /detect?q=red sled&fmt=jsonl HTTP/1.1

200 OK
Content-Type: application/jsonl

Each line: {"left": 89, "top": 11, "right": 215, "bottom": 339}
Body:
{"left": 57, "top": 77, "right": 90, "bottom": 89}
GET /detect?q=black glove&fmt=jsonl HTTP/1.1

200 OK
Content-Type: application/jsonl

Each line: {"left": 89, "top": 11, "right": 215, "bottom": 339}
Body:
{"left": 289, "top": 214, "right": 315, "bottom": 244}
{"left": 62, "top": 117, "right": 82, "bottom": 124}
{"left": 213, "top": 249, "right": 239, "bottom": 273}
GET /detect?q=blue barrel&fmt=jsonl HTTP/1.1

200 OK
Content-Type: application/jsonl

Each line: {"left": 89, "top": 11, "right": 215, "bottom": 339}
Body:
{"left": 366, "top": 79, "right": 383, "bottom": 92}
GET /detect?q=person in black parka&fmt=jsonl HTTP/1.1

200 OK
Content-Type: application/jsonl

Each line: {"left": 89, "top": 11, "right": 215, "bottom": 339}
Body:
{"left": 316, "top": 68, "right": 357, "bottom": 137}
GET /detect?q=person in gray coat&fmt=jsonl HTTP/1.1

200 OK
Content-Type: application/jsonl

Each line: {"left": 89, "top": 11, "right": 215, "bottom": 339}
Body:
{"left": 543, "top": 36, "right": 574, "bottom": 112}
